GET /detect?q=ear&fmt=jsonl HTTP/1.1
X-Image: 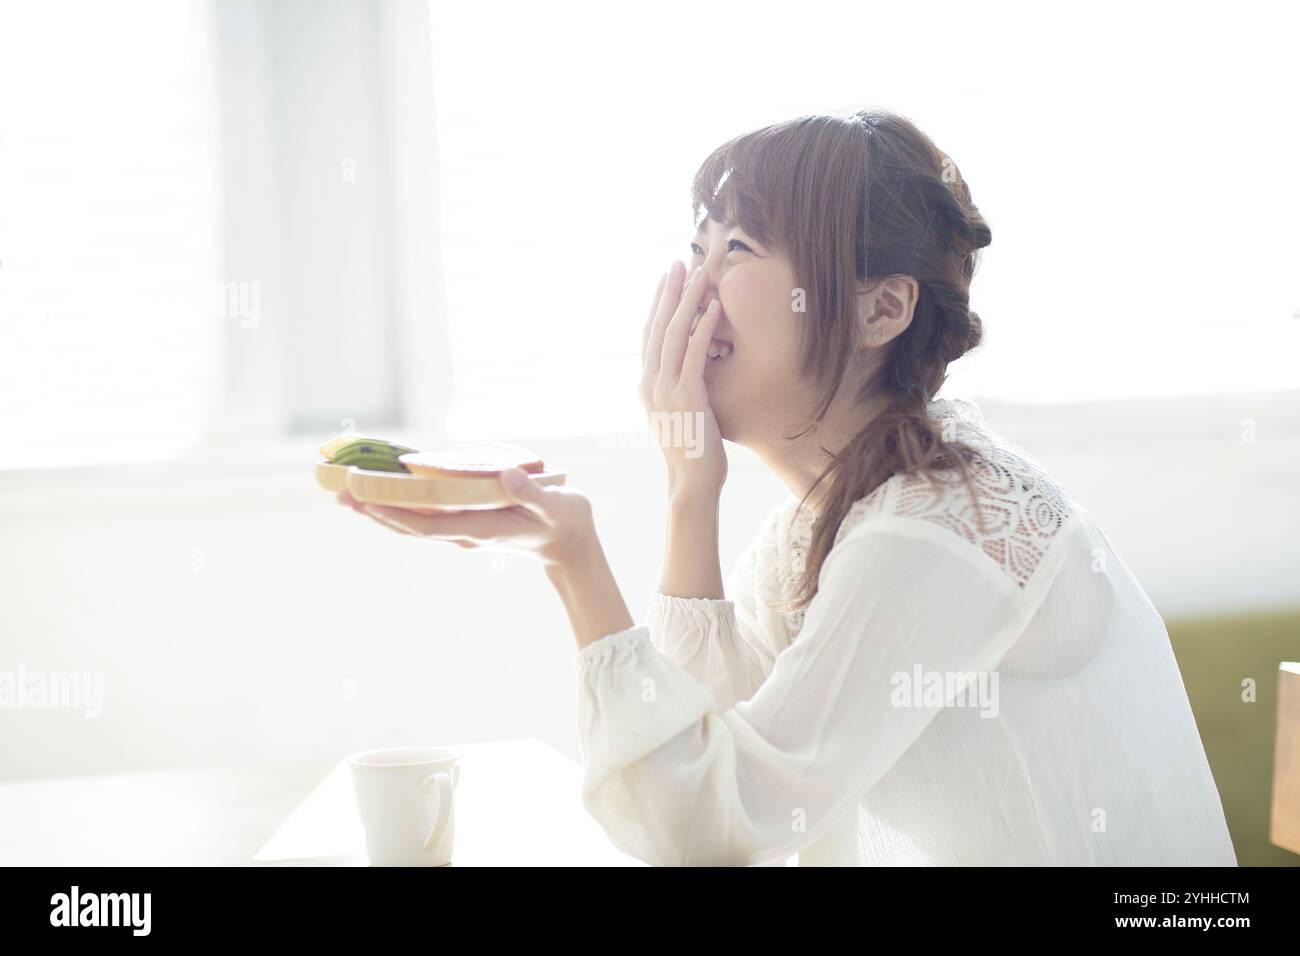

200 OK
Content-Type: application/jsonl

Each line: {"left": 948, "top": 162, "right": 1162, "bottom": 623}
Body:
{"left": 855, "top": 276, "right": 919, "bottom": 349}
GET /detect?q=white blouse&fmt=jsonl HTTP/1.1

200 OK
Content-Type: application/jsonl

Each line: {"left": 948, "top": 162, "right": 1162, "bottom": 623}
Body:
{"left": 573, "top": 398, "right": 1238, "bottom": 866}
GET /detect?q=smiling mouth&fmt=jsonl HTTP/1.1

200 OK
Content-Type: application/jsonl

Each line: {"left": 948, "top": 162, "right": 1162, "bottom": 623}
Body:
{"left": 692, "top": 299, "right": 732, "bottom": 361}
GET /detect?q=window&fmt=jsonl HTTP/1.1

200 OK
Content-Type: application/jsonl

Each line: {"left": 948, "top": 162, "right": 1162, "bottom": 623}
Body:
{"left": 0, "top": 0, "right": 219, "bottom": 467}
{"left": 425, "top": 5, "right": 717, "bottom": 440}
{"left": 5, "top": 1, "right": 1295, "bottom": 469}
{"left": 424, "top": 0, "right": 1299, "bottom": 437}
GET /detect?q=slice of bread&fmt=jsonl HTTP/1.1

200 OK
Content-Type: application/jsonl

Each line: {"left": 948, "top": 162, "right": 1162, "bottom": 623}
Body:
{"left": 399, "top": 441, "right": 545, "bottom": 479}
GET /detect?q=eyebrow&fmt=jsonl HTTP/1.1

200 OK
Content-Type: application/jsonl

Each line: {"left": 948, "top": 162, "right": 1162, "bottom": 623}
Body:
{"left": 694, "top": 215, "right": 737, "bottom": 237}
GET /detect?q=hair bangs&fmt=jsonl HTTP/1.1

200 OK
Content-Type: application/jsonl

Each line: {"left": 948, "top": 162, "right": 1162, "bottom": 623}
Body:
{"left": 688, "top": 130, "right": 793, "bottom": 252}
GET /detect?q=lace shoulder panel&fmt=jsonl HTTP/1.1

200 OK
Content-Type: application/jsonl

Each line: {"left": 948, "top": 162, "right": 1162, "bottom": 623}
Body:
{"left": 808, "top": 400, "right": 1075, "bottom": 593}
{"left": 855, "top": 406, "right": 1076, "bottom": 590}
{"left": 757, "top": 399, "right": 1074, "bottom": 636}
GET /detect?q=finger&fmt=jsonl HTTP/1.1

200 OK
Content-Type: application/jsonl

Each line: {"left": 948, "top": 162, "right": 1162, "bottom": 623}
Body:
{"left": 680, "top": 299, "right": 721, "bottom": 384}
{"left": 643, "top": 260, "right": 684, "bottom": 378}
{"left": 659, "top": 265, "right": 709, "bottom": 383}
{"left": 359, "top": 502, "right": 508, "bottom": 541}
{"left": 498, "top": 468, "right": 553, "bottom": 519}
{"left": 343, "top": 492, "right": 463, "bottom": 540}
{"left": 337, "top": 489, "right": 381, "bottom": 520}
{"left": 640, "top": 271, "right": 667, "bottom": 368}
{"left": 644, "top": 261, "right": 681, "bottom": 377}
{"left": 354, "top": 503, "right": 419, "bottom": 536}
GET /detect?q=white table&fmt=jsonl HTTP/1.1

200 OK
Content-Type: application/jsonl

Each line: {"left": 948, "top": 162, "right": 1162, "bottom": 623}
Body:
{"left": 0, "top": 738, "right": 643, "bottom": 866}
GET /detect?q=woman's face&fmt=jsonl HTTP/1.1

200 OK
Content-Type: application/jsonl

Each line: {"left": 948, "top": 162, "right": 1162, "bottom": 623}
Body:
{"left": 688, "top": 216, "right": 816, "bottom": 445}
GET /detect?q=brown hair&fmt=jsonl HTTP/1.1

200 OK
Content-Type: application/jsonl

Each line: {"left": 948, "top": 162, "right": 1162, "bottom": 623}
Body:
{"left": 690, "top": 108, "right": 993, "bottom": 612}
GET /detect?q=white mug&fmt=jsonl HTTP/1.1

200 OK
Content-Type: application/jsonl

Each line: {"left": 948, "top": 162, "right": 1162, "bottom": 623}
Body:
{"left": 347, "top": 746, "right": 462, "bottom": 866}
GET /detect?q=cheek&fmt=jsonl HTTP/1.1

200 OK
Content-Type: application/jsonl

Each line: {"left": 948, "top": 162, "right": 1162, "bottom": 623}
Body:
{"left": 718, "top": 267, "right": 795, "bottom": 343}
{"left": 724, "top": 275, "right": 794, "bottom": 341}
{"left": 718, "top": 268, "right": 766, "bottom": 317}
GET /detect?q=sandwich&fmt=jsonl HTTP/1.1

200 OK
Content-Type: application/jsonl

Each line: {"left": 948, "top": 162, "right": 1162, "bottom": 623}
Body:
{"left": 398, "top": 441, "right": 546, "bottom": 479}
{"left": 318, "top": 436, "right": 557, "bottom": 508}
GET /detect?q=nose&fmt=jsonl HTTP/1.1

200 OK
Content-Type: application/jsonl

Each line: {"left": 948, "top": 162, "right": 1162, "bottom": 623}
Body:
{"left": 694, "top": 266, "right": 719, "bottom": 310}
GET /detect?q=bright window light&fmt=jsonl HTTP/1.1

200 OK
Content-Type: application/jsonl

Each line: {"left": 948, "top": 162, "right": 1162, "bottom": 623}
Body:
{"left": 426, "top": 0, "right": 1298, "bottom": 442}
{"left": 0, "top": 0, "right": 219, "bottom": 467}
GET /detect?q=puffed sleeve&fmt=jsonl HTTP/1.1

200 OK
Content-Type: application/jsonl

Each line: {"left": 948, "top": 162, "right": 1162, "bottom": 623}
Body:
{"left": 644, "top": 518, "right": 774, "bottom": 711}
{"left": 572, "top": 516, "right": 1028, "bottom": 867}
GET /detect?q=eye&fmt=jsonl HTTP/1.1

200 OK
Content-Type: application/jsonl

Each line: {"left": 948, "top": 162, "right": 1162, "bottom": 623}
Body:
{"left": 690, "top": 238, "right": 755, "bottom": 257}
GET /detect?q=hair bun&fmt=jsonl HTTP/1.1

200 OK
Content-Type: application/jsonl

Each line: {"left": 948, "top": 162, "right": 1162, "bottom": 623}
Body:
{"left": 920, "top": 176, "right": 991, "bottom": 260}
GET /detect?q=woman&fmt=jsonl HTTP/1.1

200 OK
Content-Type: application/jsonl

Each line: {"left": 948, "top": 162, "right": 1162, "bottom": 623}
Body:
{"left": 339, "top": 108, "right": 1238, "bottom": 867}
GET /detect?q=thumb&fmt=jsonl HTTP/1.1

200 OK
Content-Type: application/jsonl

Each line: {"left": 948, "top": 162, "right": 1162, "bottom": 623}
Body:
{"left": 499, "top": 467, "right": 543, "bottom": 508}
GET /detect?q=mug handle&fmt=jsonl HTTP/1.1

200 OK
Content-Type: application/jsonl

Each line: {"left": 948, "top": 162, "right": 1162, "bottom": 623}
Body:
{"left": 420, "top": 772, "right": 454, "bottom": 851}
